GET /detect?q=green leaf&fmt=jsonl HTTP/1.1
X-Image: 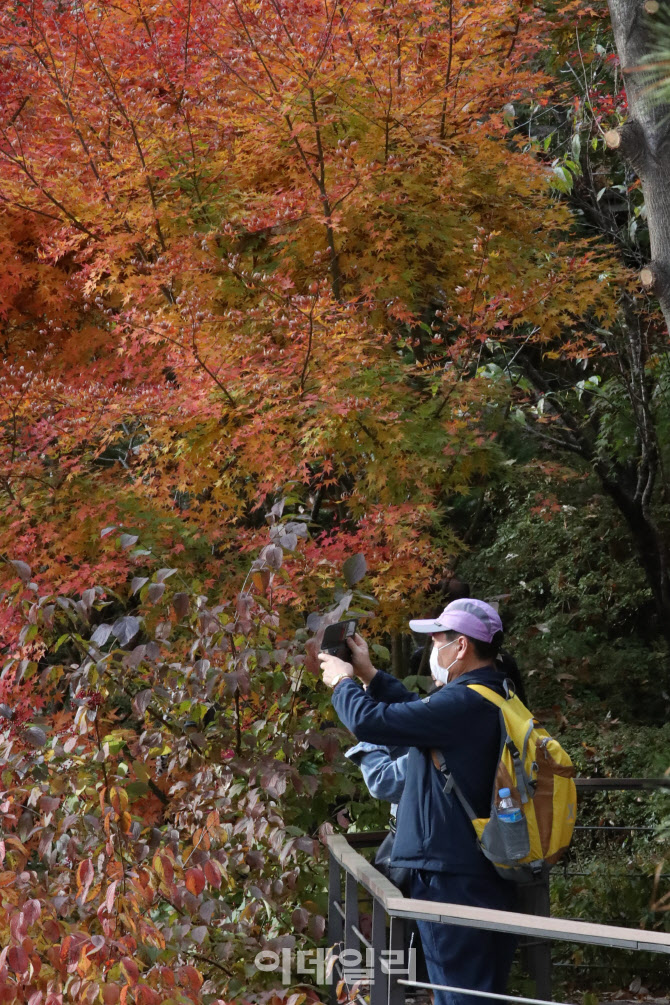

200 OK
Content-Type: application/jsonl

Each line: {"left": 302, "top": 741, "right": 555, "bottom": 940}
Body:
{"left": 551, "top": 165, "right": 573, "bottom": 193}
{"left": 343, "top": 553, "right": 367, "bottom": 587}
{"left": 403, "top": 674, "right": 434, "bottom": 693}
{"left": 125, "top": 781, "right": 149, "bottom": 799}
{"left": 23, "top": 624, "right": 38, "bottom": 643}
{"left": 571, "top": 133, "right": 581, "bottom": 162}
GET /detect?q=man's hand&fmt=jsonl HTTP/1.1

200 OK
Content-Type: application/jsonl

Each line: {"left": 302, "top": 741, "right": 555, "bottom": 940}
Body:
{"left": 318, "top": 652, "right": 355, "bottom": 688}
{"left": 346, "top": 633, "right": 378, "bottom": 686}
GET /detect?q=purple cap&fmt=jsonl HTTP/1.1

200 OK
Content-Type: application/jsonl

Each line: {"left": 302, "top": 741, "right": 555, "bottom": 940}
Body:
{"left": 409, "top": 598, "right": 503, "bottom": 643}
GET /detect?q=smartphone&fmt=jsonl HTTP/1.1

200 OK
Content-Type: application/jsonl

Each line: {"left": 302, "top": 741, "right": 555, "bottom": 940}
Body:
{"left": 321, "top": 619, "right": 358, "bottom": 661}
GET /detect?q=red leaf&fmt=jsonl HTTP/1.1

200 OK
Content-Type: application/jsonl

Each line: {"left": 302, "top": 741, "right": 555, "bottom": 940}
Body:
{"left": 177, "top": 965, "right": 203, "bottom": 991}
{"left": 23, "top": 898, "right": 41, "bottom": 925}
{"left": 292, "top": 907, "right": 309, "bottom": 932}
{"left": 10, "top": 911, "right": 26, "bottom": 941}
{"left": 203, "top": 859, "right": 222, "bottom": 889}
{"left": 8, "top": 944, "right": 29, "bottom": 974}
{"left": 39, "top": 795, "right": 60, "bottom": 813}
{"left": 104, "top": 880, "right": 118, "bottom": 914}
{"left": 137, "top": 989, "right": 161, "bottom": 1005}
{"left": 172, "top": 593, "right": 190, "bottom": 619}
{"left": 77, "top": 858, "right": 94, "bottom": 903}
{"left": 185, "top": 867, "right": 206, "bottom": 897}
{"left": 120, "top": 957, "right": 139, "bottom": 986}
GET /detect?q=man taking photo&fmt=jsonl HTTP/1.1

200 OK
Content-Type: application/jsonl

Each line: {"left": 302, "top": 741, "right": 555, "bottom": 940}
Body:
{"left": 318, "top": 598, "right": 518, "bottom": 1005}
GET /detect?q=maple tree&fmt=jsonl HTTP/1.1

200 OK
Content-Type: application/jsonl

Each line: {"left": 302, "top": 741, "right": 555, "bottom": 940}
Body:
{"left": 0, "top": 0, "right": 624, "bottom": 600}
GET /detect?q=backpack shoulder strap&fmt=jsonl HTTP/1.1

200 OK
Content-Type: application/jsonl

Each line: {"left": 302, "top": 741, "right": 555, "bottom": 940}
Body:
{"left": 468, "top": 682, "right": 535, "bottom": 804}
{"left": 431, "top": 748, "right": 478, "bottom": 821}
{"left": 467, "top": 683, "right": 507, "bottom": 707}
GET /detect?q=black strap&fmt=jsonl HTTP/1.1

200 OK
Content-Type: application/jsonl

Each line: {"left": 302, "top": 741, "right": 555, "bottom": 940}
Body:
{"left": 431, "top": 749, "right": 478, "bottom": 821}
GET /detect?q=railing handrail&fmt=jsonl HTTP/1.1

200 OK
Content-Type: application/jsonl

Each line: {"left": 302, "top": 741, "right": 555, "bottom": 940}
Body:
{"left": 326, "top": 834, "right": 670, "bottom": 956}
{"left": 574, "top": 777, "right": 670, "bottom": 790}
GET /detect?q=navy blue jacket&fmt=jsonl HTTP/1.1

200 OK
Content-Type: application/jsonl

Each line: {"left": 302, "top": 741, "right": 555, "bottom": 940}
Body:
{"left": 332, "top": 666, "right": 505, "bottom": 874}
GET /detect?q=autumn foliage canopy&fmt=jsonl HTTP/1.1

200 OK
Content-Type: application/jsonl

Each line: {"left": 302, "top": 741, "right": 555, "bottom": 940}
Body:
{"left": 0, "top": 0, "right": 631, "bottom": 1002}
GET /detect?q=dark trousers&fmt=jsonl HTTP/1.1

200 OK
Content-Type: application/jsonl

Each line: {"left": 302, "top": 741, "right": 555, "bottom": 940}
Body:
{"left": 409, "top": 869, "right": 518, "bottom": 1005}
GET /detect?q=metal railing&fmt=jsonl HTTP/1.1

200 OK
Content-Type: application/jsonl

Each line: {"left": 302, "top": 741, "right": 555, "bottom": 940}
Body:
{"left": 326, "top": 778, "right": 670, "bottom": 1005}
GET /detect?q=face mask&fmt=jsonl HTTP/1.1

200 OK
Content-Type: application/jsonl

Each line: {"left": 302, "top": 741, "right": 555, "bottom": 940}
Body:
{"left": 429, "top": 640, "right": 459, "bottom": 684}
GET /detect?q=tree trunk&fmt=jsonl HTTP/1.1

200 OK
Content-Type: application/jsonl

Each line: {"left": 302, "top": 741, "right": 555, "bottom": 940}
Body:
{"left": 598, "top": 469, "right": 670, "bottom": 646}
{"left": 607, "top": 0, "right": 670, "bottom": 329}
{"left": 391, "top": 632, "right": 403, "bottom": 677}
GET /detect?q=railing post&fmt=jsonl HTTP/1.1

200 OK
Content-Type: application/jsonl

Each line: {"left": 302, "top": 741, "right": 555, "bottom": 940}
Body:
{"left": 328, "top": 850, "right": 344, "bottom": 1005}
{"left": 370, "top": 895, "right": 388, "bottom": 1005}
{"left": 523, "top": 871, "right": 552, "bottom": 1000}
{"left": 344, "top": 871, "right": 359, "bottom": 952}
{"left": 387, "top": 915, "right": 406, "bottom": 1005}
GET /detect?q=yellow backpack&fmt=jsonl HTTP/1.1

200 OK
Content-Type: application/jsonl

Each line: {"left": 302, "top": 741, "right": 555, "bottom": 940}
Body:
{"left": 434, "top": 683, "right": 577, "bottom": 882}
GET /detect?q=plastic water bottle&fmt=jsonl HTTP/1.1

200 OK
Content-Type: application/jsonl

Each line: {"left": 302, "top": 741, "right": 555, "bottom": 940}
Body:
{"left": 498, "top": 787, "right": 523, "bottom": 823}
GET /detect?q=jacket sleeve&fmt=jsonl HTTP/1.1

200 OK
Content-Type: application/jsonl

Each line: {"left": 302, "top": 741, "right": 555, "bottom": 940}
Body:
{"left": 367, "top": 669, "right": 422, "bottom": 704}
{"left": 332, "top": 678, "right": 470, "bottom": 749}
{"left": 345, "top": 741, "right": 391, "bottom": 763}
{"left": 353, "top": 747, "right": 408, "bottom": 802}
